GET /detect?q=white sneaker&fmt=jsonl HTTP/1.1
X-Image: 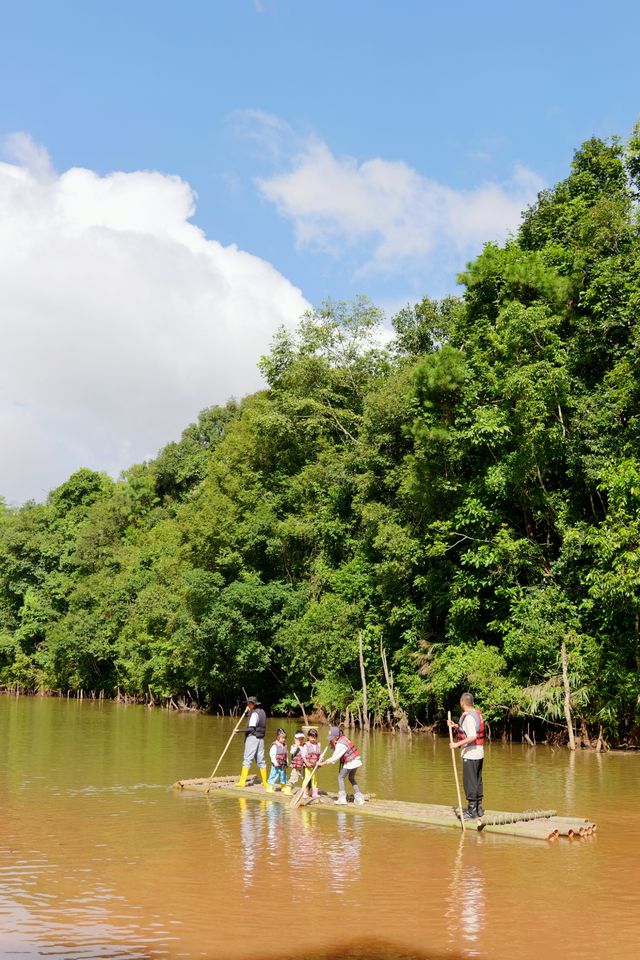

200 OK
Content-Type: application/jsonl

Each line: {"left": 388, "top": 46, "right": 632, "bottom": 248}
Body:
{"left": 354, "top": 794, "right": 366, "bottom": 805}
{"left": 334, "top": 795, "right": 348, "bottom": 805}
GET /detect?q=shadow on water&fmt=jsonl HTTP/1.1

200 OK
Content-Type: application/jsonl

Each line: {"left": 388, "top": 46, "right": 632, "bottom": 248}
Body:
{"left": 70, "top": 943, "right": 467, "bottom": 960}
{"left": 279, "top": 942, "right": 466, "bottom": 960}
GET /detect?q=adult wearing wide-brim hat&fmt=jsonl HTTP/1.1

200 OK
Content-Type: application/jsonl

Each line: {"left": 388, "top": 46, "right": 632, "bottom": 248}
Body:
{"left": 234, "top": 695, "right": 268, "bottom": 788}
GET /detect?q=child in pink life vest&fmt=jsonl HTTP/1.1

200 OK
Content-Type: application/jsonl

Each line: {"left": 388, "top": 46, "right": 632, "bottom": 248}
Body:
{"left": 303, "top": 727, "right": 322, "bottom": 800}
{"left": 282, "top": 731, "right": 306, "bottom": 795}
{"left": 319, "top": 726, "right": 365, "bottom": 805}
{"left": 266, "top": 728, "right": 288, "bottom": 793}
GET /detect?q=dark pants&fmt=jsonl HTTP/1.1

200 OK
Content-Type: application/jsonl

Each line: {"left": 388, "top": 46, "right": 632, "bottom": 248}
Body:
{"left": 462, "top": 758, "right": 483, "bottom": 805}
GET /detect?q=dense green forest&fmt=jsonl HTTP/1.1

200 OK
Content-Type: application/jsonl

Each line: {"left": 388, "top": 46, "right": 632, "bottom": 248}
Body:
{"left": 2, "top": 130, "right": 640, "bottom": 745}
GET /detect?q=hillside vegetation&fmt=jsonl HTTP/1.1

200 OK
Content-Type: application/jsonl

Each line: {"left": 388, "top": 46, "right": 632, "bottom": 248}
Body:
{"left": 2, "top": 130, "right": 640, "bottom": 745}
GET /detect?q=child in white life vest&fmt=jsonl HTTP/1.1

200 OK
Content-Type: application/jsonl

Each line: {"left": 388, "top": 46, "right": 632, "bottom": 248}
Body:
{"left": 266, "top": 728, "right": 288, "bottom": 792}
{"left": 319, "top": 726, "right": 365, "bottom": 805}
{"left": 282, "top": 731, "right": 306, "bottom": 795}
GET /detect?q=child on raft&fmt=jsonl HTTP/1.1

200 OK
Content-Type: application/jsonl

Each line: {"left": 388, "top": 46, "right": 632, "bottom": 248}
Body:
{"left": 266, "top": 727, "right": 288, "bottom": 792}
{"left": 318, "top": 726, "right": 365, "bottom": 805}
{"left": 303, "top": 727, "right": 322, "bottom": 800}
{"left": 283, "top": 731, "right": 307, "bottom": 795}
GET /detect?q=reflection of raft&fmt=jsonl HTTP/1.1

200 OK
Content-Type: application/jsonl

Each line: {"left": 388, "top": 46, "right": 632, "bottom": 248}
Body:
{"left": 173, "top": 775, "right": 596, "bottom": 842}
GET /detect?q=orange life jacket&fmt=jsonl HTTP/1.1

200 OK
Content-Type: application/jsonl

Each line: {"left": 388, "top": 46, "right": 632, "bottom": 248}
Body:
{"left": 291, "top": 745, "right": 305, "bottom": 770}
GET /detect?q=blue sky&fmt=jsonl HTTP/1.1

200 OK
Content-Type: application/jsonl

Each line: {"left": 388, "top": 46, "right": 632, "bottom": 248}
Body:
{"left": 3, "top": 0, "right": 639, "bottom": 304}
{"left": 1, "top": 0, "right": 639, "bottom": 500}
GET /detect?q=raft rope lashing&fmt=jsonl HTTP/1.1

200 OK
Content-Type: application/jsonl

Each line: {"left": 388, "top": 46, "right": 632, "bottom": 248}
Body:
{"left": 478, "top": 809, "right": 557, "bottom": 826}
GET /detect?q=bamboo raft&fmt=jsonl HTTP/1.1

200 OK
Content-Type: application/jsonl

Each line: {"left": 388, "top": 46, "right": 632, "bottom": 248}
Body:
{"left": 173, "top": 775, "right": 596, "bottom": 842}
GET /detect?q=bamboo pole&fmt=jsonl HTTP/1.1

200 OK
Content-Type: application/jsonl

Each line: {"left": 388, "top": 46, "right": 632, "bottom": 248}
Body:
{"left": 447, "top": 710, "right": 465, "bottom": 832}
{"left": 206, "top": 707, "right": 248, "bottom": 788}
{"left": 482, "top": 822, "right": 559, "bottom": 841}
{"left": 479, "top": 809, "right": 556, "bottom": 826}
{"left": 291, "top": 746, "right": 328, "bottom": 809}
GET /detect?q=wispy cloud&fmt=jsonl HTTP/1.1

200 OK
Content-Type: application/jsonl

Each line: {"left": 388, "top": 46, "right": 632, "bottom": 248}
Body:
{"left": 245, "top": 115, "right": 544, "bottom": 279}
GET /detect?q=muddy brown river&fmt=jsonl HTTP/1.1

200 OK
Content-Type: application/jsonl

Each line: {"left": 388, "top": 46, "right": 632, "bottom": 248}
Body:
{"left": 1, "top": 696, "right": 638, "bottom": 960}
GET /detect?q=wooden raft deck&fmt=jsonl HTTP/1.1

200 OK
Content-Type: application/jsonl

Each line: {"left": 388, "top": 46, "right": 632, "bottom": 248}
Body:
{"left": 173, "top": 775, "right": 596, "bottom": 842}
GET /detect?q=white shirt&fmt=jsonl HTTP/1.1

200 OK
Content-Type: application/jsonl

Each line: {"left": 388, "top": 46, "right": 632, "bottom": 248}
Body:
{"left": 270, "top": 742, "right": 286, "bottom": 765}
{"left": 461, "top": 713, "right": 484, "bottom": 761}
{"left": 247, "top": 709, "right": 260, "bottom": 729}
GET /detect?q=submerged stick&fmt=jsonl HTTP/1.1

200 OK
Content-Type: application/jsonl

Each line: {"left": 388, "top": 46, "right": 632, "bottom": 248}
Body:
{"left": 207, "top": 707, "right": 248, "bottom": 787}
{"left": 448, "top": 710, "right": 465, "bottom": 832}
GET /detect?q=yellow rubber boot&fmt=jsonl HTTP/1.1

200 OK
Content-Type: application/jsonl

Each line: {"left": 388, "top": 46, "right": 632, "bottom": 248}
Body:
{"left": 282, "top": 785, "right": 291, "bottom": 795}
{"left": 234, "top": 766, "right": 249, "bottom": 787}
{"left": 260, "top": 768, "right": 268, "bottom": 788}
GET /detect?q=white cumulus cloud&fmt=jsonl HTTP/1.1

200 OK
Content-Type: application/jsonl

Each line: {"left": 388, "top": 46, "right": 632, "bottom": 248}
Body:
{"left": 0, "top": 134, "right": 309, "bottom": 504}
{"left": 256, "top": 133, "right": 544, "bottom": 276}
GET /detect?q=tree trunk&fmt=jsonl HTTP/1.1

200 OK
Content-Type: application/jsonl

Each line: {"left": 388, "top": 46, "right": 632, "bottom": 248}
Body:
{"left": 294, "top": 692, "right": 308, "bottom": 725}
{"left": 358, "top": 631, "right": 370, "bottom": 731}
{"left": 381, "top": 640, "right": 411, "bottom": 737}
{"left": 579, "top": 719, "right": 592, "bottom": 749}
{"left": 561, "top": 641, "right": 576, "bottom": 750}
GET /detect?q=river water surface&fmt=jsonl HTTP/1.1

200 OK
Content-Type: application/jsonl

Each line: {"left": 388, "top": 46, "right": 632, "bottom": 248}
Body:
{"left": 1, "top": 697, "right": 638, "bottom": 960}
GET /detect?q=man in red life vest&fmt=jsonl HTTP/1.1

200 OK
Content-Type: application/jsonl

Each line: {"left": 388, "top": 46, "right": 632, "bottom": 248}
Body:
{"left": 319, "top": 726, "right": 365, "bottom": 805}
{"left": 448, "top": 692, "right": 485, "bottom": 819}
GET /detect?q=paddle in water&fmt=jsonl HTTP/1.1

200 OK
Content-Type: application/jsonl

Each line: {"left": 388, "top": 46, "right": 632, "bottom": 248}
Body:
{"left": 448, "top": 710, "right": 466, "bottom": 832}
{"left": 290, "top": 746, "right": 328, "bottom": 809}
{"left": 206, "top": 708, "right": 248, "bottom": 792}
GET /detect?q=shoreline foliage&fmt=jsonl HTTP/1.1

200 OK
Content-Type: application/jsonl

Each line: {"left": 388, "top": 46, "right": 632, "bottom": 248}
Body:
{"left": 2, "top": 129, "right": 640, "bottom": 744}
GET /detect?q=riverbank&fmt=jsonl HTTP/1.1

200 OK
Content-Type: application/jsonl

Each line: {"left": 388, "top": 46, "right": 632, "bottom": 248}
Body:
{"left": 2, "top": 687, "right": 638, "bottom": 749}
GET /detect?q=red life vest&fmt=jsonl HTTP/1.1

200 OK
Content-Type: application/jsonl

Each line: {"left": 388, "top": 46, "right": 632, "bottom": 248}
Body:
{"left": 458, "top": 709, "right": 485, "bottom": 746}
{"left": 337, "top": 735, "right": 360, "bottom": 766}
{"left": 305, "top": 742, "right": 321, "bottom": 766}
{"left": 291, "top": 745, "right": 305, "bottom": 770}
{"left": 273, "top": 741, "right": 288, "bottom": 767}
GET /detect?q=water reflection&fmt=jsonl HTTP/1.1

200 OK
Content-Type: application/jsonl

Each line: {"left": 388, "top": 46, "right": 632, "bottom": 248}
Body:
{"left": 234, "top": 795, "right": 363, "bottom": 897}
{"left": 564, "top": 749, "right": 576, "bottom": 808}
{"left": 322, "top": 811, "right": 362, "bottom": 891}
{"left": 238, "top": 797, "right": 269, "bottom": 892}
{"left": 446, "top": 836, "right": 486, "bottom": 958}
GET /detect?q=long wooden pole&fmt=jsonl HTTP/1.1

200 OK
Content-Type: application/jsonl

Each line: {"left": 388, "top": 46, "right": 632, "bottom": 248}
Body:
{"left": 448, "top": 710, "right": 466, "bottom": 832}
{"left": 207, "top": 707, "right": 248, "bottom": 787}
{"left": 291, "top": 746, "right": 328, "bottom": 809}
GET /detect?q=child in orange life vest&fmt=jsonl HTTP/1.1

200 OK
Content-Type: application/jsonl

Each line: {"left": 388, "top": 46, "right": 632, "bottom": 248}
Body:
{"left": 282, "top": 731, "right": 306, "bottom": 795}
{"left": 319, "top": 726, "right": 365, "bottom": 805}
{"left": 303, "top": 727, "right": 322, "bottom": 800}
{"left": 266, "top": 728, "right": 288, "bottom": 793}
